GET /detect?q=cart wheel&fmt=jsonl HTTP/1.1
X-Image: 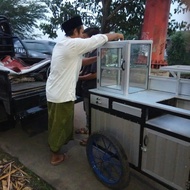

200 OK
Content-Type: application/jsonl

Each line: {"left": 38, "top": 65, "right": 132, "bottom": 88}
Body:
{"left": 86, "top": 131, "right": 130, "bottom": 190}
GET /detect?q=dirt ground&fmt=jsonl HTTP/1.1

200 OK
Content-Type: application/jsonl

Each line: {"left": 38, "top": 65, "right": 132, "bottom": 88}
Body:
{"left": 0, "top": 148, "right": 55, "bottom": 190}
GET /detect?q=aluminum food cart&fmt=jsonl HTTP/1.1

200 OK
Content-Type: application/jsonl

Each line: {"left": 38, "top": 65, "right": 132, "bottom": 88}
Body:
{"left": 86, "top": 40, "right": 190, "bottom": 190}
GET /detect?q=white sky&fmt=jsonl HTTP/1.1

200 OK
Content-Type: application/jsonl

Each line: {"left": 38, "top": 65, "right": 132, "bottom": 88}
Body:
{"left": 170, "top": 2, "right": 190, "bottom": 22}
{"left": 36, "top": 2, "right": 190, "bottom": 42}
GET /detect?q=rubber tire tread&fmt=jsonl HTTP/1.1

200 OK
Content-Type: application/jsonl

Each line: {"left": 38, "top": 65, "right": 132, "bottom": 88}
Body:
{"left": 86, "top": 131, "right": 130, "bottom": 190}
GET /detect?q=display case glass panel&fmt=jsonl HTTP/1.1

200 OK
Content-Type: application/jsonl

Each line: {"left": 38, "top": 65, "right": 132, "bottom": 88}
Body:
{"left": 97, "top": 40, "right": 152, "bottom": 95}
{"left": 100, "top": 47, "right": 123, "bottom": 91}
{"left": 129, "top": 43, "right": 151, "bottom": 93}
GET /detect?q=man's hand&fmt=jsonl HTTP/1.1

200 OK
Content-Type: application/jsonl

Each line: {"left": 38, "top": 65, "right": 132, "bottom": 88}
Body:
{"left": 106, "top": 33, "right": 124, "bottom": 41}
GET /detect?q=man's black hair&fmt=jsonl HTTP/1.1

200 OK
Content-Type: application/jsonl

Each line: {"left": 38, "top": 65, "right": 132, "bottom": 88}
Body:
{"left": 83, "top": 27, "right": 100, "bottom": 37}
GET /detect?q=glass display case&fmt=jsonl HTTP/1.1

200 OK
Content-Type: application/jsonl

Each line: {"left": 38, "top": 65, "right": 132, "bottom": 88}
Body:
{"left": 97, "top": 40, "right": 153, "bottom": 95}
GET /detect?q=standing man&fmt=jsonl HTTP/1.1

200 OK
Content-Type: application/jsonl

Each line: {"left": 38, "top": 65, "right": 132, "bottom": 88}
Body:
{"left": 46, "top": 15, "right": 124, "bottom": 165}
{"left": 76, "top": 27, "right": 100, "bottom": 145}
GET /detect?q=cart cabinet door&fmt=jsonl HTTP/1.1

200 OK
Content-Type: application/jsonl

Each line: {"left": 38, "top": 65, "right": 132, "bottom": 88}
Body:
{"left": 91, "top": 108, "right": 141, "bottom": 167}
{"left": 141, "top": 128, "right": 190, "bottom": 190}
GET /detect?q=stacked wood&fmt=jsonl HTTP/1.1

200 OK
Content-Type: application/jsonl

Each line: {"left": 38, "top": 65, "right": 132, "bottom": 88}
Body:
{"left": 0, "top": 159, "right": 33, "bottom": 190}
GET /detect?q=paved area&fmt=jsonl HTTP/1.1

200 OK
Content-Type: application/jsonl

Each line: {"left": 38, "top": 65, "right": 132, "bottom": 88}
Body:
{"left": 0, "top": 102, "right": 168, "bottom": 190}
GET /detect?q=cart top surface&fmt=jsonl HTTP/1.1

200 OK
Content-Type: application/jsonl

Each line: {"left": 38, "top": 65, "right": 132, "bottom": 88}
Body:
{"left": 90, "top": 88, "right": 190, "bottom": 117}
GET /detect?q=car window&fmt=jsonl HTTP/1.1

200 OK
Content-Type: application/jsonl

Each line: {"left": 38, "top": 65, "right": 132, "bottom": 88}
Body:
{"left": 14, "top": 39, "right": 26, "bottom": 54}
{"left": 24, "top": 42, "right": 46, "bottom": 52}
{"left": 24, "top": 42, "right": 35, "bottom": 50}
{"left": 23, "top": 41, "right": 55, "bottom": 54}
{"left": 35, "top": 43, "right": 47, "bottom": 52}
{"left": 48, "top": 42, "right": 56, "bottom": 51}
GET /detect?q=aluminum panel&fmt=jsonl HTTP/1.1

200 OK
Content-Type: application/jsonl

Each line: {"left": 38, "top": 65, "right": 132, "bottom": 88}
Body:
{"left": 90, "top": 94, "right": 109, "bottom": 109}
{"left": 141, "top": 128, "right": 190, "bottom": 190}
{"left": 146, "top": 114, "right": 190, "bottom": 138}
{"left": 112, "top": 101, "right": 142, "bottom": 117}
{"left": 91, "top": 108, "right": 140, "bottom": 167}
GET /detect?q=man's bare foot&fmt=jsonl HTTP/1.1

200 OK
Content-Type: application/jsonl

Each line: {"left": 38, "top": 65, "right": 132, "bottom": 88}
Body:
{"left": 51, "top": 153, "right": 65, "bottom": 166}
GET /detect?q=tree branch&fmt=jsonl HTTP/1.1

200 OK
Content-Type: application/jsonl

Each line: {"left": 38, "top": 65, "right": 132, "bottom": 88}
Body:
{"left": 106, "top": 0, "right": 133, "bottom": 22}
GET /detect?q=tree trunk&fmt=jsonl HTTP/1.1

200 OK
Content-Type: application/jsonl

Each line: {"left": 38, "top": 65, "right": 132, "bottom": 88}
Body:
{"left": 101, "top": 0, "right": 112, "bottom": 33}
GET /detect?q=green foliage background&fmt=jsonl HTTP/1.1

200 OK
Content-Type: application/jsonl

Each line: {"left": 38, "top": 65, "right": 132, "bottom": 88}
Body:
{"left": 167, "top": 31, "right": 190, "bottom": 65}
{"left": 0, "top": 0, "right": 189, "bottom": 39}
{"left": 0, "top": 0, "right": 48, "bottom": 39}
{"left": 0, "top": 0, "right": 189, "bottom": 66}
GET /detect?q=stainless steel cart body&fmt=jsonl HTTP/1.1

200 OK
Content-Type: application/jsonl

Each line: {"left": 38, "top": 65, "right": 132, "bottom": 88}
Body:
{"left": 87, "top": 40, "right": 190, "bottom": 190}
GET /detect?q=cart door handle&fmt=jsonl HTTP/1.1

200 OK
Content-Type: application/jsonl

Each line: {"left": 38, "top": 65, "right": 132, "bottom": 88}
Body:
{"left": 121, "top": 59, "right": 125, "bottom": 71}
{"left": 143, "top": 135, "right": 149, "bottom": 146}
{"left": 141, "top": 135, "right": 149, "bottom": 152}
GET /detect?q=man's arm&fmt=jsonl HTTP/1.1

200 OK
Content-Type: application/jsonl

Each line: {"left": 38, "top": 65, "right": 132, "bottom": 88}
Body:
{"left": 81, "top": 33, "right": 124, "bottom": 66}
{"left": 82, "top": 56, "right": 97, "bottom": 66}
{"left": 79, "top": 73, "right": 97, "bottom": 80}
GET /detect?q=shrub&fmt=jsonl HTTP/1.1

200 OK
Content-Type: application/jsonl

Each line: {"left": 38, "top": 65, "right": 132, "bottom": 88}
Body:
{"left": 167, "top": 31, "right": 190, "bottom": 65}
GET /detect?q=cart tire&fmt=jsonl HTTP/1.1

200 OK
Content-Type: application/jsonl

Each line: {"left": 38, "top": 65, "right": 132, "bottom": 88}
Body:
{"left": 86, "top": 131, "right": 130, "bottom": 190}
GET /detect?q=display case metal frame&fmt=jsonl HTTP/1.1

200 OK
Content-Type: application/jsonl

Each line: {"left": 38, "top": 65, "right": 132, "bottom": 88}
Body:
{"left": 96, "top": 40, "right": 153, "bottom": 95}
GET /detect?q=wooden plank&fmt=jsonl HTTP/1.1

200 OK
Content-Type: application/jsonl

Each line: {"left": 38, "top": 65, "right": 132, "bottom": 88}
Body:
{"left": 11, "top": 82, "right": 46, "bottom": 92}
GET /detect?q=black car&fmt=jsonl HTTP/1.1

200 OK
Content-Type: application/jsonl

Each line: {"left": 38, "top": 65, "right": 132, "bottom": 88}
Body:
{"left": 23, "top": 40, "right": 56, "bottom": 56}
{"left": 13, "top": 38, "right": 55, "bottom": 65}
